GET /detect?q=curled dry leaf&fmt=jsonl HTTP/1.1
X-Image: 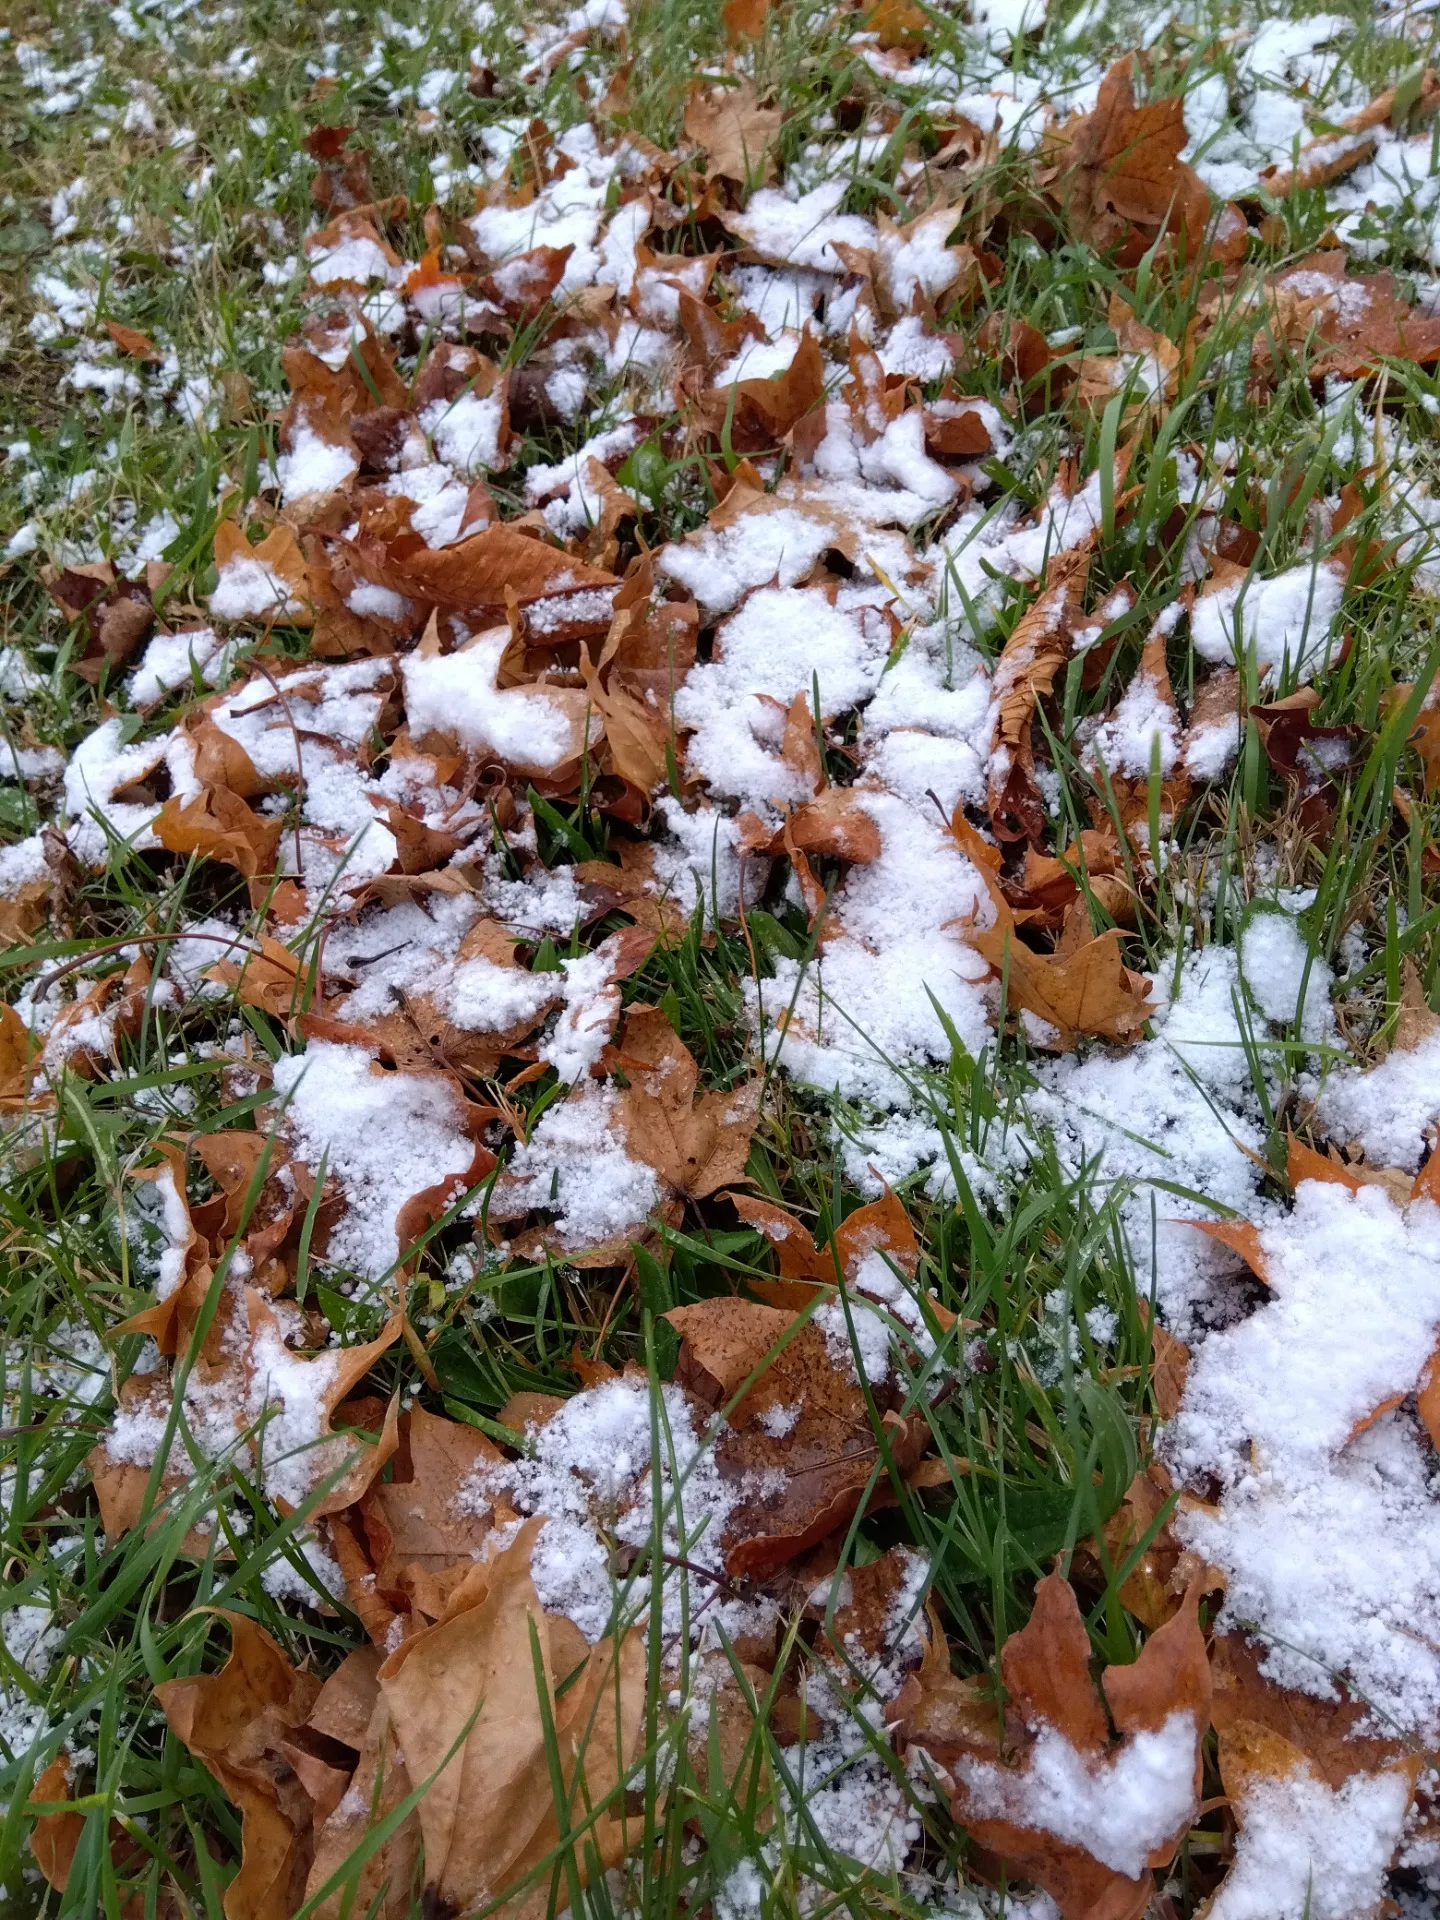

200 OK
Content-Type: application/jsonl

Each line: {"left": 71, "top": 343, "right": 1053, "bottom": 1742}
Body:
{"left": 343, "top": 1402, "right": 506, "bottom": 1631}
{"left": 376, "top": 1520, "right": 646, "bottom": 1920}
{"left": 1258, "top": 69, "right": 1440, "bottom": 197}
{"left": 157, "top": 1611, "right": 325, "bottom": 1920}
{"left": 697, "top": 327, "right": 827, "bottom": 453}
{"left": 894, "top": 1570, "right": 1210, "bottom": 1920}
{"left": 155, "top": 785, "right": 284, "bottom": 884}
{"left": 1098, "top": 1461, "right": 1223, "bottom": 1630}
{"left": 730, "top": 1185, "right": 943, "bottom": 1321}
{"left": 48, "top": 562, "right": 155, "bottom": 682}
{"left": 988, "top": 542, "right": 1093, "bottom": 843}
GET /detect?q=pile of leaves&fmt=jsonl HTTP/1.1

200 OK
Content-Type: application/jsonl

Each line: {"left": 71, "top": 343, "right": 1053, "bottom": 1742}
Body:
{"left": 8, "top": 2, "right": 1440, "bottom": 1917}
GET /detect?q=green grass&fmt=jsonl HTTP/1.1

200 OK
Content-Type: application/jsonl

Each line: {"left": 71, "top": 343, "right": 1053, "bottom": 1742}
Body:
{"left": 5, "top": 0, "right": 1440, "bottom": 1912}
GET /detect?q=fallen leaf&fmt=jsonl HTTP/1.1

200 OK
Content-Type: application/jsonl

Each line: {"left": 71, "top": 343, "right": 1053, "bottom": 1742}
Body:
{"left": 894, "top": 1571, "right": 1210, "bottom": 1919}
{"left": 697, "top": 327, "right": 826, "bottom": 453}
{"left": 104, "top": 318, "right": 161, "bottom": 360}
{"left": 377, "top": 1521, "right": 646, "bottom": 1918}
{"left": 1259, "top": 69, "right": 1440, "bottom": 197}
{"left": 354, "top": 1403, "right": 506, "bottom": 1625}
{"left": 721, "top": 0, "right": 768, "bottom": 38}
{"left": 155, "top": 786, "right": 284, "bottom": 883}
{"left": 988, "top": 542, "right": 1093, "bottom": 842}
{"left": 1046, "top": 57, "right": 1210, "bottom": 255}
{"left": 615, "top": 1005, "right": 760, "bottom": 1200}
{"left": 157, "top": 1611, "right": 324, "bottom": 1920}
{"left": 684, "top": 83, "right": 782, "bottom": 185}
{"left": 384, "top": 525, "right": 618, "bottom": 611}
{"left": 665, "top": 1296, "right": 931, "bottom": 1575}
{"left": 972, "top": 922, "right": 1155, "bottom": 1048}
{"left": 0, "top": 1002, "right": 39, "bottom": 1100}
{"left": 1186, "top": 1215, "right": 1271, "bottom": 1284}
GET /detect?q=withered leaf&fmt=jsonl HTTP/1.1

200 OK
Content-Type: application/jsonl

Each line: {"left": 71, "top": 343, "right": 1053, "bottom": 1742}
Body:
{"left": 683, "top": 82, "right": 782, "bottom": 184}
{"left": 988, "top": 542, "right": 1093, "bottom": 842}
{"left": 155, "top": 786, "right": 283, "bottom": 883}
{"left": 896, "top": 1571, "right": 1209, "bottom": 1920}
{"left": 385, "top": 525, "right": 617, "bottom": 611}
{"left": 104, "top": 318, "right": 161, "bottom": 360}
{"left": 665, "top": 1297, "right": 930, "bottom": 1575}
{"left": 615, "top": 1006, "right": 760, "bottom": 1200}
{"left": 377, "top": 1521, "right": 646, "bottom": 1919}
{"left": 973, "top": 922, "right": 1154, "bottom": 1048}
{"left": 157, "top": 1611, "right": 323, "bottom": 1920}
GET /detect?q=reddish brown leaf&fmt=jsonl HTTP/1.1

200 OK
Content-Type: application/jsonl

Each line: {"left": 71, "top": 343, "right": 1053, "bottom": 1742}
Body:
{"left": 665, "top": 1296, "right": 930, "bottom": 1575}
{"left": 155, "top": 787, "right": 283, "bottom": 882}
{"left": 105, "top": 319, "right": 160, "bottom": 361}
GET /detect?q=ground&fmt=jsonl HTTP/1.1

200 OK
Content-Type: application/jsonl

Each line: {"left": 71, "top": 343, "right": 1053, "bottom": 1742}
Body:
{"left": 4, "top": 0, "right": 1440, "bottom": 1914}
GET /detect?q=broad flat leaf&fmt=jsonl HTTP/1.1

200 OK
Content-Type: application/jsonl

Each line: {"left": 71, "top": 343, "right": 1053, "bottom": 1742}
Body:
{"left": 665, "top": 1297, "right": 931, "bottom": 1575}
{"left": 972, "top": 922, "right": 1154, "bottom": 1048}
{"left": 105, "top": 319, "right": 160, "bottom": 360}
{"left": 385, "top": 525, "right": 617, "bottom": 610}
{"left": 683, "top": 83, "right": 782, "bottom": 184}
{"left": 377, "top": 1521, "right": 645, "bottom": 1919}
{"left": 615, "top": 1006, "right": 760, "bottom": 1199}
{"left": 157, "top": 1612, "right": 324, "bottom": 1920}
{"left": 1047, "top": 58, "right": 1210, "bottom": 255}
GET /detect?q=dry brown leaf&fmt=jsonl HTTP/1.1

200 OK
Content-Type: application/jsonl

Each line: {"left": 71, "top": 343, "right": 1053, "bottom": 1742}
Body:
{"left": 615, "top": 1005, "right": 759, "bottom": 1199}
{"left": 1387, "top": 683, "right": 1440, "bottom": 793}
{"left": 730, "top": 1186, "right": 926, "bottom": 1311}
{"left": 683, "top": 83, "right": 782, "bottom": 184}
{"left": 697, "top": 328, "right": 826, "bottom": 453}
{"left": 0, "top": 879, "right": 50, "bottom": 949}
{"left": 157, "top": 1612, "right": 324, "bottom": 1920}
{"left": 665, "top": 1297, "right": 931, "bottom": 1575}
{"left": 384, "top": 525, "right": 618, "bottom": 611}
{"left": 48, "top": 565, "right": 155, "bottom": 682}
{"left": 864, "top": 0, "right": 930, "bottom": 50}
{"left": 721, "top": 0, "right": 768, "bottom": 38}
{"left": 988, "top": 542, "right": 1093, "bottom": 842}
{"left": 28, "top": 1756, "right": 84, "bottom": 1893}
{"left": 207, "top": 935, "right": 310, "bottom": 1019}
{"left": 1047, "top": 57, "right": 1210, "bottom": 255}
{"left": 1187, "top": 1215, "right": 1271, "bottom": 1284}
{"left": 376, "top": 1521, "right": 645, "bottom": 1919}
{"left": 155, "top": 786, "right": 284, "bottom": 883}
{"left": 0, "top": 1002, "right": 39, "bottom": 1101}
{"left": 354, "top": 1404, "right": 505, "bottom": 1627}
{"left": 105, "top": 318, "right": 161, "bottom": 360}
{"left": 1074, "top": 297, "right": 1179, "bottom": 417}
{"left": 972, "top": 922, "right": 1154, "bottom": 1048}
{"left": 1259, "top": 69, "right": 1440, "bottom": 196}
{"left": 214, "top": 522, "right": 314, "bottom": 628}
{"left": 894, "top": 1571, "right": 1210, "bottom": 1919}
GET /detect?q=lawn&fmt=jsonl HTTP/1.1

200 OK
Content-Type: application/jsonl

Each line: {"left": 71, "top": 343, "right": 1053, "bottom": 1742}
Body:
{"left": 3, "top": 0, "right": 1440, "bottom": 1914}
